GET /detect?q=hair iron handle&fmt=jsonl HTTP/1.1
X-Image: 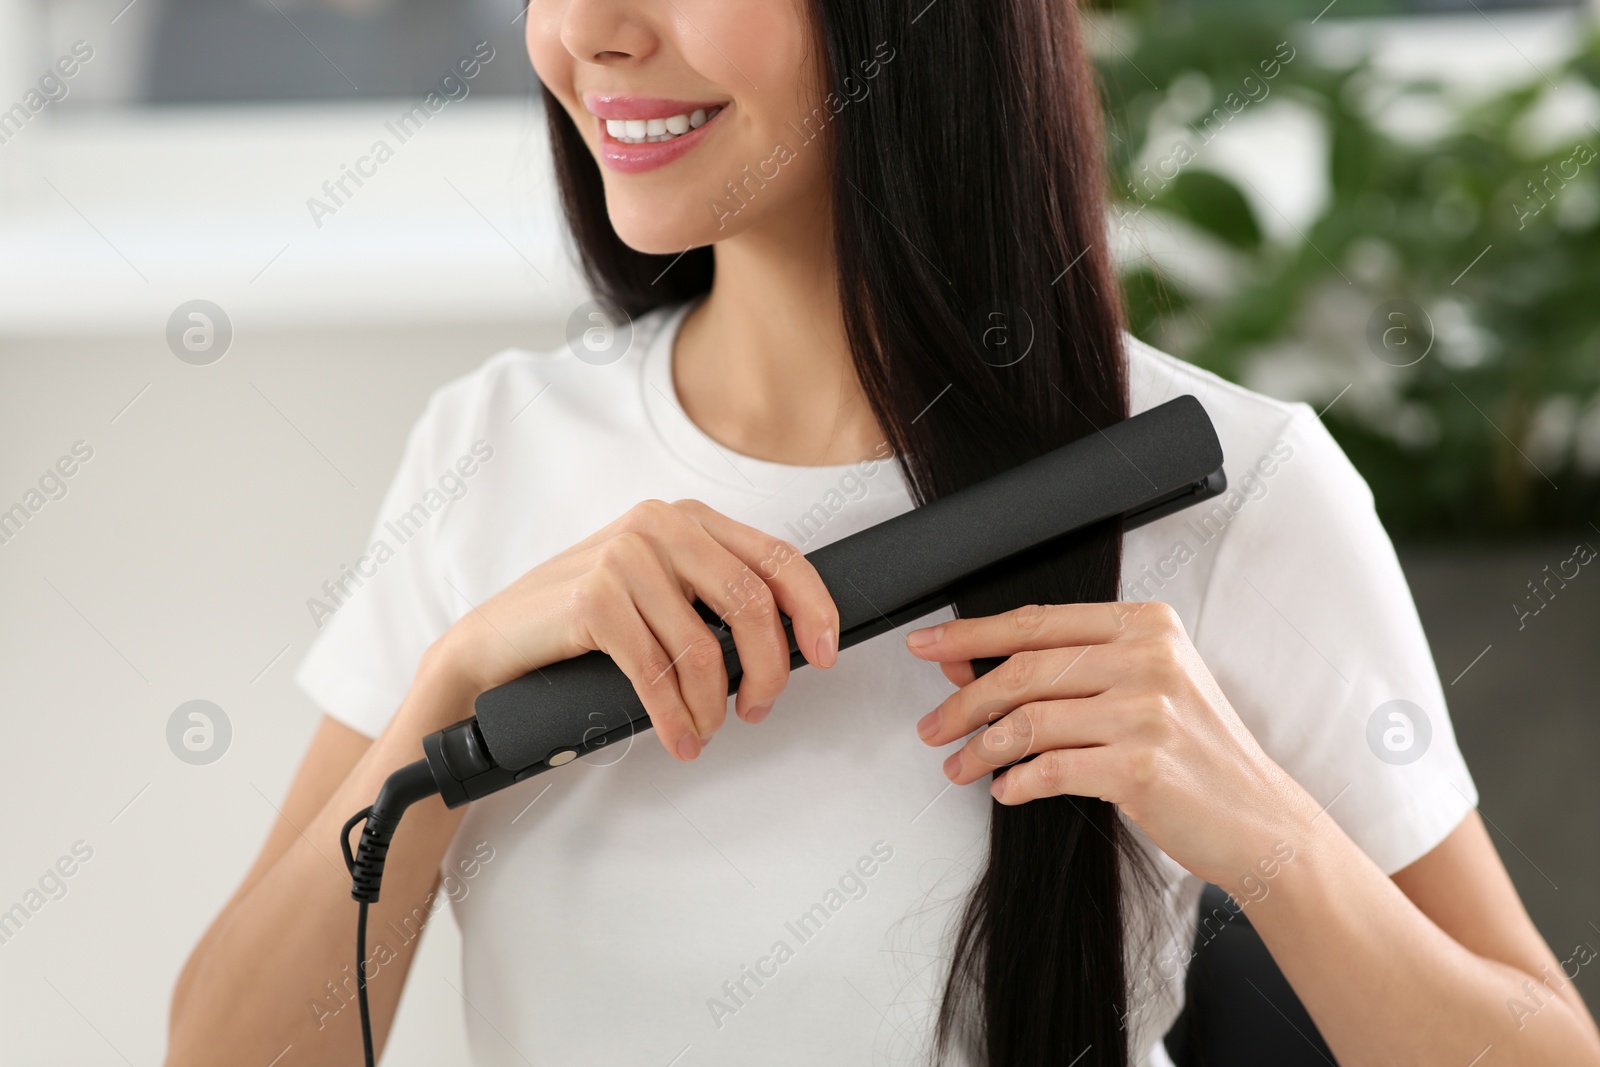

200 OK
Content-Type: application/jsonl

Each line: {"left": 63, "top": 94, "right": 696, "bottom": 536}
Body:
{"left": 345, "top": 395, "right": 1225, "bottom": 918}
{"left": 426, "top": 396, "right": 1227, "bottom": 807}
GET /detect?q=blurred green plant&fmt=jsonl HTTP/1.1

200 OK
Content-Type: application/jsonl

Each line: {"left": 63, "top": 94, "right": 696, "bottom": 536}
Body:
{"left": 1093, "top": 5, "right": 1600, "bottom": 539}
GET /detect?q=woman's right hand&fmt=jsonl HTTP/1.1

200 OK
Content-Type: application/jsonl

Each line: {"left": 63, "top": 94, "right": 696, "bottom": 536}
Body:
{"left": 434, "top": 498, "right": 840, "bottom": 761}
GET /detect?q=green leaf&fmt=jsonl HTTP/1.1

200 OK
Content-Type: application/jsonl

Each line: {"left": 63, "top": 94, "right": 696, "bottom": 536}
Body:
{"left": 1154, "top": 169, "right": 1263, "bottom": 250}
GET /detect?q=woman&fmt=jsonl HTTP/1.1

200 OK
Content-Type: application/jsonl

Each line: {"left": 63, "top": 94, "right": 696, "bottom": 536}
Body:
{"left": 167, "top": 1, "right": 1600, "bottom": 1065}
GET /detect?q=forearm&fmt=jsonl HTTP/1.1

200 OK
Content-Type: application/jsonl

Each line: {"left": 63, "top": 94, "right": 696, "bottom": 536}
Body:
{"left": 1233, "top": 794, "right": 1600, "bottom": 1067}
{"left": 168, "top": 655, "right": 473, "bottom": 1066}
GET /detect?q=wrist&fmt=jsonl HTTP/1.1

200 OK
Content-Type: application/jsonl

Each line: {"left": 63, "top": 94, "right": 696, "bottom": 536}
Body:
{"left": 391, "top": 638, "right": 485, "bottom": 738}
{"left": 1216, "top": 794, "right": 1362, "bottom": 932}
{"left": 1208, "top": 758, "right": 1326, "bottom": 900}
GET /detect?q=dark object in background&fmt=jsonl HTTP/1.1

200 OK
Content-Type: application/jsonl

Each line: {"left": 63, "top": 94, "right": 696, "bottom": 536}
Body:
{"left": 1164, "top": 883, "right": 1336, "bottom": 1067}
{"left": 141, "top": 0, "right": 534, "bottom": 102}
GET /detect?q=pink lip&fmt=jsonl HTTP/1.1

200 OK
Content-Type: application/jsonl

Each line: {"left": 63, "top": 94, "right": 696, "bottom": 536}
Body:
{"left": 586, "top": 97, "right": 728, "bottom": 175}
{"left": 583, "top": 94, "right": 726, "bottom": 120}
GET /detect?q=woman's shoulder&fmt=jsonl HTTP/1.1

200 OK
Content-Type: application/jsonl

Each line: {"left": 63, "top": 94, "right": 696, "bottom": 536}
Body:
{"left": 1117, "top": 330, "right": 1390, "bottom": 669}
{"left": 1122, "top": 331, "right": 1373, "bottom": 511}
{"left": 402, "top": 303, "right": 684, "bottom": 452}
{"left": 1125, "top": 331, "right": 1303, "bottom": 445}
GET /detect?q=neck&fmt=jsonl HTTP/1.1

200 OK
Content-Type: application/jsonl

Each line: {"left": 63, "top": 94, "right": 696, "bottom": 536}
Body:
{"left": 671, "top": 202, "right": 887, "bottom": 467}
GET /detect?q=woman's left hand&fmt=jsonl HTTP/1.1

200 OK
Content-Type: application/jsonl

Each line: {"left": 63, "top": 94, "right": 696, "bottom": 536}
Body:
{"left": 907, "top": 600, "right": 1320, "bottom": 888}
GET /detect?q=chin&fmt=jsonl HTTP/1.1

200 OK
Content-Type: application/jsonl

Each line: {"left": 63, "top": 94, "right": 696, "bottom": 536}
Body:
{"left": 600, "top": 179, "right": 729, "bottom": 256}
{"left": 604, "top": 197, "right": 714, "bottom": 255}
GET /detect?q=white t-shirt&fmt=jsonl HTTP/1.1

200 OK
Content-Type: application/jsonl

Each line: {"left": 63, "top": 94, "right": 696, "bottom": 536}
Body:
{"left": 296, "top": 301, "right": 1478, "bottom": 1066}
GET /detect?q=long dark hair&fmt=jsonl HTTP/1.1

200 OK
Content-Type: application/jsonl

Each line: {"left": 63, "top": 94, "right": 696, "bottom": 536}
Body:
{"left": 542, "top": 1, "right": 1138, "bottom": 1062}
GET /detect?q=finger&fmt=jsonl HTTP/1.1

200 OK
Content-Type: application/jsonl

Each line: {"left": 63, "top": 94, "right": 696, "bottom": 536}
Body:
{"left": 942, "top": 696, "right": 1120, "bottom": 784}
{"left": 938, "top": 660, "right": 975, "bottom": 687}
{"left": 654, "top": 515, "right": 792, "bottom": 721}
{"left": 586, "top": 578, "right": 706, "bottom": 762}
{"left": 676, "top": 500, "right": 841, "bottom": 670}
{"left": 618, "top": 538, "right": 735, "bottom": 740}
{"left": 906, "top": 601, "right": 1164, "bottom": 662}
{"left": 602, "top": 501, "right": 786, "bottom": 723}
{"left": 916, "top": 644, "right": 1118, "bottom": 747}
{"left": 989, "top": 747, "right": 1121, "bottom": 806}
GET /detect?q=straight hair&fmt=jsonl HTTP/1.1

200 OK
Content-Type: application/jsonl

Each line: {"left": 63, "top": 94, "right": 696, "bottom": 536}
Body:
{"left": 542, "top": 1, "right": 1140, "bottom": 1061}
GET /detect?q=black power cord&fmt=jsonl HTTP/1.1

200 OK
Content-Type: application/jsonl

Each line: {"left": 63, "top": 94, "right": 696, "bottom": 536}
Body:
{"left": 339, "top": 805, "right": 376, "bottom": 1067}
{"left": 340, "top": 760, "right": 441, "bottom": 1067}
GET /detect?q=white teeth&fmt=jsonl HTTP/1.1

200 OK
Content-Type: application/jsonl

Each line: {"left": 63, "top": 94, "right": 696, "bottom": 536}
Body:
{"left": 604, "top": 106, "right": 721, "bottom": 144}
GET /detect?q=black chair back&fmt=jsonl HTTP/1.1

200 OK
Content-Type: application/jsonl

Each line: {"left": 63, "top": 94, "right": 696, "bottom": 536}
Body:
{"left": 1163, "top": 884, "right": 1336, "bottom": 1066}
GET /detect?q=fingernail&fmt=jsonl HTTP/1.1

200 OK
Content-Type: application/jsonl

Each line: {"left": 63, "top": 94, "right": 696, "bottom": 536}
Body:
{"left": 677, "top": 734, "right": 701, "bottom": 760}
{"left": 916, "top": 710, "right": 939, "bottom": 740}
{"left": 746, "top": 702, "right": 772, "bottom": 724}
{"left": 817, "top": 627, "right": 837, "bottom": 668}
{"left": 943, "top": 752, "right": 961, "bottom": 780}
{"left": 907, "top": 625, "right": 941, "bottom": 648}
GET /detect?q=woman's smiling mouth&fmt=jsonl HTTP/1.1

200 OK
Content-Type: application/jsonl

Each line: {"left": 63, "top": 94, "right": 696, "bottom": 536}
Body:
{"left": 605, "top": 106, "right": 722, "bottom": 144}
{"left": 584, "top": 95, "right": 729, "bottom": 173}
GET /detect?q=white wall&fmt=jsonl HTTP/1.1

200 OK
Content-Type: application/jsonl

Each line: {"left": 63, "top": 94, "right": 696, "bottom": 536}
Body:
{"left": 0, "top": 8, "right": 593, "bottom": 1061}
{"left": 0, "top": 98, "right": 588, "bottom": 335}
{"left": 0, "top": 320, "right": 568, "bottom": 1064}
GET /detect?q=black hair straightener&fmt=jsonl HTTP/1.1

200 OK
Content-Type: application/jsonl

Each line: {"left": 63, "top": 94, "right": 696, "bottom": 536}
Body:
{"left": 339, "top": 394, "right": 1225, "bottom": 1065}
